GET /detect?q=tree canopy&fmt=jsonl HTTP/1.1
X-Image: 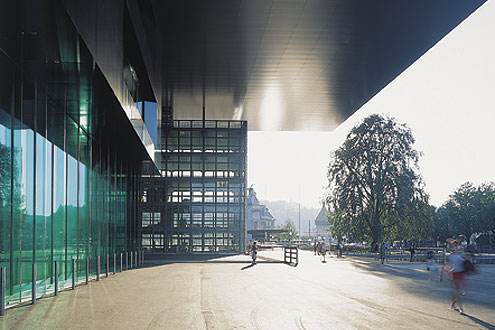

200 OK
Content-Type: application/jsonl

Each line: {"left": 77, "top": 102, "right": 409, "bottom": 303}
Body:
{"left": 326, "top": 114, "right": 432, "bottom": 243}
{"left": 434, "top": 182, "right": 495, "bottom": 242}
{"left": 274, "top": 219, "right": 298, "bottom": 241}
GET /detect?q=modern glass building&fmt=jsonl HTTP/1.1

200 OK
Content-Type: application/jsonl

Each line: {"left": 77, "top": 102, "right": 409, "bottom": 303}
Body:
{"left": 0, "top": 0, "right": 155, "bottom": 307}
{"left": 141, "top": 120, "right": 247, "bottom": 253}
{"left": 0, "top": 0, "right": 485, "bottom": 314}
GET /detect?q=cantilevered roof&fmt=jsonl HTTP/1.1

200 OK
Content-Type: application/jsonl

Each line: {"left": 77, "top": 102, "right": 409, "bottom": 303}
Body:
{"left": 152, "top": 0, "right": 485, "bottom": 131}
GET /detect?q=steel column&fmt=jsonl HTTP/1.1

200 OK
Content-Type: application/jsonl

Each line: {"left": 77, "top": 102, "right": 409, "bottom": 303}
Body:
{"left": 86, "top": 256, "right": 90, "bottom": 284}
{"left": 32, "top": 263, "right": 36, "bottom": 304}
{"left": 54, "top": 261, "right": 59, "bottom": 296}
{"left": 72, "top": 259, "right": 76, "bottom": 289}
{"left": 1, "top": 267, "right": 6, "bottom": 315}
{"left": 97, "top": 256, "right": 100, "bottom": 281}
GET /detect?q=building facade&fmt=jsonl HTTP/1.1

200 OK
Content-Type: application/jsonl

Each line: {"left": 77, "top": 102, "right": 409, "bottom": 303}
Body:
{"left": 0, "top": 0, "right": 156, "bottom": 308}
{"left": 247, "top": 187, "right": 276, "bottom": 231}
{"left": 141, "top": 120, "right": 247, "bottom": 253}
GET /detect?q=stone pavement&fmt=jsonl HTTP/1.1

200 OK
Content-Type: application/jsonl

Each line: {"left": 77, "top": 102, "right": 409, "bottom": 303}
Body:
{"left": 1, "top": 250, "right": 494, "bottom": 330}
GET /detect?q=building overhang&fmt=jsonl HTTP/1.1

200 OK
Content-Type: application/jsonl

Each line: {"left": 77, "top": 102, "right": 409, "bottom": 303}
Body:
{"left": 151, "top": 0, "right": 486, "bottom": 131}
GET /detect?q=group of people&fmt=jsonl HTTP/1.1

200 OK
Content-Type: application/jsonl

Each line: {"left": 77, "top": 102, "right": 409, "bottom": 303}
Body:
{"left": 375, "top": 239, "right": 477, "bottom": 313}
{"left": 313, "top": 241, "right": 345, "bottom": 263}
{"left": 313, "top": 241, "right": 328, "bottom": 262}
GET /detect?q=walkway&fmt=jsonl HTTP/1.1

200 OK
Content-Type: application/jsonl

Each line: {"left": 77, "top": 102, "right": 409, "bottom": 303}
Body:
{"left": 1, "top": 250, "right": 494, "bottom": 329}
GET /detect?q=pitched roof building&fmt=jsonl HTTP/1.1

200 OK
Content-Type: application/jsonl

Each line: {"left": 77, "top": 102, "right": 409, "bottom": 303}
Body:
{"left": 247, "top": 187, "right": 277, "bottom": 233}
{"left": 314, "top": 204, "right": 329, "bottom": 235}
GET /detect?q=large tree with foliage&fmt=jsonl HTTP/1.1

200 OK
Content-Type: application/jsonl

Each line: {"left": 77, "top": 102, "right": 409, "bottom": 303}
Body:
{"left": 434, "top": 182, "right": 495, "bottom": 241}
{"left": 326, "top": 114, "right": 432, "bottom": 243}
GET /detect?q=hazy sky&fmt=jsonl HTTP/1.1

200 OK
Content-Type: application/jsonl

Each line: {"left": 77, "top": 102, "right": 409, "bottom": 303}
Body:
{"left": 248, "top": 1, "right": 495, "bottom": 209}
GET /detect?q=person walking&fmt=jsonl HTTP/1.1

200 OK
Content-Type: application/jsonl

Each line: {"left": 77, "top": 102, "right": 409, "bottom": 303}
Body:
{"left": 318, "top": 241, "right": 327, "bottom": 263}
{"left": 441, "top": 240, "right": 466, "bottom": 314}
{"left": 409, "top": 244, "right": 415, "bottom": 262}
{"left": 380, "top": 242, "right": 387, "bottom": 264}
{"left": 251, "top": 241, "right": 258, "bottom": 264}
{"left": 426, "top": 249, "right": 435, "bottom": 271}
{"left": 337, "top": 242, "right": 343, "bottom": 258}
{"left": 313, "top": 241, "right": 318, "bottom": 256}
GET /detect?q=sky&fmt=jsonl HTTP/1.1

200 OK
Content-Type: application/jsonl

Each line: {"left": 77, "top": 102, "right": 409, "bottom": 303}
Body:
{"left": 248, "top": 1, "right": 495, "bottom": 209}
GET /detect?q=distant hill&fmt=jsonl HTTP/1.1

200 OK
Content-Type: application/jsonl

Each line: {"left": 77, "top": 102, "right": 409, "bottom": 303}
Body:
{"left": 261, "top": 200, "right": 321, "bottom": 235}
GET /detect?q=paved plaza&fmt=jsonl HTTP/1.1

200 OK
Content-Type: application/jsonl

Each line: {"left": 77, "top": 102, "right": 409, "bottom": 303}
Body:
{"left": 1, "top": 250, "right": 494, "bottom": 330}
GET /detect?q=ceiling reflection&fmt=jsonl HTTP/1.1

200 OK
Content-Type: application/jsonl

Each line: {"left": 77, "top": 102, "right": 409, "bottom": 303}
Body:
{"left": 154, "top": 0, "right": 485, "bottom": 131}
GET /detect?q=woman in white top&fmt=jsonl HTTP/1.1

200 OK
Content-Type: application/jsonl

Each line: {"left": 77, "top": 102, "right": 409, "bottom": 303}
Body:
{"left": 441, "top": 240, "right": 466, "bottom": 313}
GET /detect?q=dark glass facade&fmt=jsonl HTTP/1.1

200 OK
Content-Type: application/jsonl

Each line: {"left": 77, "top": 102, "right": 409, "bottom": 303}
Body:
{"left": 141, "top": 120, "right": 247, "bottom": 253}
{"left": 0, "top": 1, "right": 146, "bottom": 307}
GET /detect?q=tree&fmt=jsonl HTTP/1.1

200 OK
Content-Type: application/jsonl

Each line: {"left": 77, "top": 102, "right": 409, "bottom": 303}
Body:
{"left": 326, "top": 114, "right": 431, "bottom": 244}
{"left": 478, "top": 182, "right": 495, "bottom": 236}
{"left": 435, "top": 182, "right": 495, "bottom": 242}
{"left": 274, "top": 219, "right": 298, "bottom": 241}
{"left": 0, "top": 143, "right": 10, "bottom": 208}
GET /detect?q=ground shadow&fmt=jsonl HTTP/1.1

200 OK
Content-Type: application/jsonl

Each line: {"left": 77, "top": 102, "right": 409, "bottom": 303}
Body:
{"left": 348, "top": 257, "right": 495, "bottom": 311}
{"left": 462, "top": 313, "right": 495, "bottom": 329}
{"left": 241, "top": 263, "right": 255, "bottom": 270}
{"left": 141, "top": 253, "right": 284, "bottom": 268}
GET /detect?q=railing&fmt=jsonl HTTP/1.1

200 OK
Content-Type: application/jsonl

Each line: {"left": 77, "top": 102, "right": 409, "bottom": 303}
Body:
{"left": 284, "top": 246, "right": 299, "bottom": 266}
{"left": 0, "top": 250, "right": 145, "bottom": 316}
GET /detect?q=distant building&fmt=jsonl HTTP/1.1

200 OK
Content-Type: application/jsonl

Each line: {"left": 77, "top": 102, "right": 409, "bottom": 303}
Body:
{"left": 247, "top": 187, "right": 277, "bottom": 240}
{"left": 314, "top": 204, "right": 329, "bottom": 238}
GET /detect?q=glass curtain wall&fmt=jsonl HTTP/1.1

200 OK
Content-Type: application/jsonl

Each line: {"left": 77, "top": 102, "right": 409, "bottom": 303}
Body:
{"left": 141, "top": 120, "right": 247, "bottom": 253}
{"left": 0, "top": 1, "right": 140, "bottom": 308}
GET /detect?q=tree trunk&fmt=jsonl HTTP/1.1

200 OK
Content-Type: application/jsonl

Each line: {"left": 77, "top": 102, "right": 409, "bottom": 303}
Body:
{"left": 371, "top": 212, "right": 382, "bottom": 243}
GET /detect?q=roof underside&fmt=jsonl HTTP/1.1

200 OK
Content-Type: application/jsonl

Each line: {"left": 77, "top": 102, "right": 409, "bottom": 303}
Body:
{"left": 153, "top": 0, "right": 485, "bottom": 131}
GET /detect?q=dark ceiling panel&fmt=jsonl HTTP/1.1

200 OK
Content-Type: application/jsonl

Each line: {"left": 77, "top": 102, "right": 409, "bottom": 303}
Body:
{"left": 153, "top": 0, "right": 485, "bottom": 131}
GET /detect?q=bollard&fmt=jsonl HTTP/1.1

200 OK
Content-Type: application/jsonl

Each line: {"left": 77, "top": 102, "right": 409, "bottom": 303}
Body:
{"left": 97, "top": 256, "right": 100, "bottom": 281}
{"left": 113, "top": 254, "right": 117, "bottom": 274}
{"left": 135, "top": 251, "right": 138, "bottom": 267}
{"left": 86, "top": 256, "right": 90, "bottom": 284}
{"left": 1, "top": 267, "right": 6, "bottom": 316}
{"left": 106, "top": 254, "right": 109, "bottom": 278}
{"left": 72, "top": 259, "right": 76, "bottom": 290}
{"left": 130, "top": 251, "right": 133, "bottom": 269}
{"left": 32, "top": 263, "right": 37, "bottom": 305}
{"left": 55, "top": 261, "right": 59, "bottom": 296}
{"left": 126, "top": 252, "right": 128, "bottom": 270}
{"left": 120, "top": 253, "right": 123, "bottom": 272}
{"left": 142, "top": 250, "right": 144, "bottom": 265}
{"left": 443, "top": 247, "right": 447, "bottom": 264}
